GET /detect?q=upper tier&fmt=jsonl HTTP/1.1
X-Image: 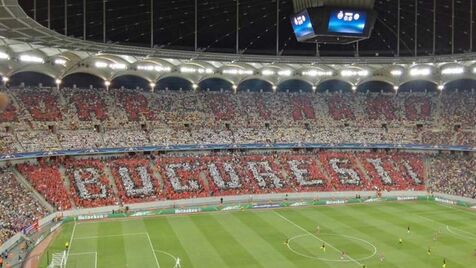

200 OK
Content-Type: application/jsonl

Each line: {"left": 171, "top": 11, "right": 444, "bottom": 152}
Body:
{"left": 0, "top": 87, "right": 475, "bottom": 154}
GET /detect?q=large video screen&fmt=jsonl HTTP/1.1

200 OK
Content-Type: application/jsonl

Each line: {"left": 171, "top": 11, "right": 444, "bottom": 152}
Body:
{"left": 328, "top": 10, "right": 367, "bottom": 34}
{"left": 291, "top": 10, "right": 315, "bottom": 40}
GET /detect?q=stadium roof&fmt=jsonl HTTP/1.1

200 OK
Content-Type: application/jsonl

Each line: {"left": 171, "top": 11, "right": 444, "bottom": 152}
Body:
{"left": 13, "top": 0, "right": 476, "bottom": 59}
{"left": 0, "top": 0, "right": 475, "bottom": 92}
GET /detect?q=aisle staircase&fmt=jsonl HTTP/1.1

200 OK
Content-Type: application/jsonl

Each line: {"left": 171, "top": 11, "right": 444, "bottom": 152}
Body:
{"left": 11, "top": 167, "right": 55, "bottom": 212}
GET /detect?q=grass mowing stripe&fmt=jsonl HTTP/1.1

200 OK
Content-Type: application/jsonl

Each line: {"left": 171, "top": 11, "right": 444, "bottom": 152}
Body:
{"left": 413, "top": 203, "right": 476, "bottom": 233}
{"left": 216, "top": 212, "right": 303, "bottom": 268}
{"left": 413, "top": 212, "right": 476, "bottom": 244}
{"left": 276, "top": 208, "right": 376, "bottom": 265}
{"left": 166, "top": 216, "right": 229, "bottom": 267}
{"left": 296, "top": 207, "right": 401, "bottom": 268}
{"left": 324, "top": 205, "right": 431, "bottom": 268}
{"left": 191, "top": 214, "right": 263, "bottom": 267}
{"left": 369, "top": 204, "right": 469, "bottom": 268}
{"left": 39, "top": 202, "right": 476, "bottom": 268}
{"left": 121, "top": 220, "right": 159, "bottom": 268}
{"left": 273, "top": 210, "right": 363, "bottom": 267}
{"left": 144, "top": 217, "right": 192, "bottom": 268}
{"left": 434, "top": 203, "right": 476, "bottom": 219}
{"left": 74, "top": 232, "right": 147, "bottom": 240}
{"left": 97, "top": 221, "right": 126, "bottom": 268}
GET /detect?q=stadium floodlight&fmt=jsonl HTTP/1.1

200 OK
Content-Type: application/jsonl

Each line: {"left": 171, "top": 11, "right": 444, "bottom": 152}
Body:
{"left": 149, "top": 83, "right": 156, "bottom": 88}
{"left": 393, "top": 85, "right": 399, "bottom": 90}
{"left": 192, "top": 84, "right": 198, "bottom": 89}
{"left": 341, "top": 69, "right": 369, "bottom": 77}
{"left": 222, "top": 68, "right": 253, "bottom": 75}
{"left": 438, "top": 84, "right": 445, "bottom": 90}
{"left": 0, "top": 52, "right": 9, "bottom": 60}
{"left": 95, "top": 61, "right": 108, "bottom": 68}
{"left": 156, "top": 66, "right": 172, "bottom": 72}
{"left": 104, "top": 81, "right": 111, "bottom": 86}
{"left": 262, "top": 70, "right": 275, "bottom": 76}
{"left": 351, "top": 85, "right": 357, "bottom": 90}
{"left": 200, "top": 68, "right": 214, "bottom": 74}
{"left": 272, "top": 85, "right": 277, "bottom": 90}
{"left": 409, "top": 68, "right": 431, "bottom": 76}
{"left": 232, "top": 85, "right": 237, "bottom": 89}
{"left": 180, "top": 67, "right": 196, "bottom": 73}
{"left": 137, "top": 65, "right": 155, "bottom": 71}
{"left": 20, "top": 55, "right": 44, "bottom": 63}
{"left": 312, "top": 86, "right": 317, "bottom": 90}
{"left": 302, "top": 70, "right": 333, "bottom": 77}
{"left": 180, "top": 67, "right": 213, "bottom": 74}
{"left": 137, "top": 65, "right": 171, "bottom": 72}
{"left": 278, "top": 70, "right": 292, "bottom": 76}
{"left": 390, "top": 69, "right": 403, "bottom": 76}
{"left": 110, "top": 63, "right": 127, "bottom": 70}
{"left": 441, "top": 67, "right": 464, "bottom": 75}
{"left": 55, "top": 79, "right": 62, "bottom": 84}
{"left": 54, "top": 59, "right": 67, "bottom": 65}
{"left": 2, "top": 77, "right": 9, "bottom": 82}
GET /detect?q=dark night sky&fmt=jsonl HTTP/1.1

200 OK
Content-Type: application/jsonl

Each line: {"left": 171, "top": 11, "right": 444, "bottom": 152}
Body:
{"left": 18, "top": 0, "right": 474, "bottom": 57}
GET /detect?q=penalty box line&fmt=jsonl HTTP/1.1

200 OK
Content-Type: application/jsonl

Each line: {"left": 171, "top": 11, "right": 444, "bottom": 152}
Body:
{"left": 71, "top": 232, "right": 160, "bottom": 268}
{"left": 68, "top": 252, "right": 98, "bottom": 268}
{"left": 273, "top": 211, "right": 364, "bottom": 267}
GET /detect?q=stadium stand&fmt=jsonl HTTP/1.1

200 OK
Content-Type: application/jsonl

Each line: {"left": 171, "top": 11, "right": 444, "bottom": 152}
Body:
{"left": 0, "top": 168, "right": 47, "bottom": 245}
{"left": 0, "top": 132, "right": 474, "bottom": 247}
{"left": 1, "top": 150, "right": 430, "bottom": 211}
{"left": 0, "top": 87, "right": 474, "bottom": 247}
{"left": 0, "top": 88, "right": 474, "bottom": 154}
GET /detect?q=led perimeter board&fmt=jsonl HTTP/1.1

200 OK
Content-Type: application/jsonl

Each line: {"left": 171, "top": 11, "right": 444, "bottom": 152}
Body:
{"left": 291, "top": 7, "right": 377, "bottom": 44}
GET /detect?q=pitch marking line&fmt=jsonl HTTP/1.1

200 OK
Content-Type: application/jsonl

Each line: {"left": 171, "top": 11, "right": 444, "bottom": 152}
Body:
{"left": 72, "top": 232, "right": 161, "bottom": 267}
{"left": 155, "top": 250, "right": 180, "bottom": 268}
{"left": 146, "top": 232, "right": 161, "bottom": 268}
{"left": 274, "top": 211, "right": 364, "bottom": 267}
{"left": 69, "top": 252, "right": 97, "bottom": 268}
{"left": 434, "top": 203, "right": 476, "bottom": 218}
{"left": 74, "top": 232, "right": 148, "bottom": 240}
{"left": 416, "top": 214, "right": 476, "bottom": 242}
{"left": 446, "top": 226, "right": 476, "bottom": 241}
{"left": 64, "top": 221, "right": 77, "bottom": 266}
{"left": 286, "top": 233, "right": 377, "bottom": 262}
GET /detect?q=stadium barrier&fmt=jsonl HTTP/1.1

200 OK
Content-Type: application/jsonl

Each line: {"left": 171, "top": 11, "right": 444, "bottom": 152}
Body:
{"left": 1, "top": 142, "right": 475, "bottom": 161}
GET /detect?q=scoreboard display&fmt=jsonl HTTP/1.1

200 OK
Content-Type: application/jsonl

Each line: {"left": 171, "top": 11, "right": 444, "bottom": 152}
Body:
{"left": 291, "top": 7, "right": 376, "bottom": 44}
{"left": 291, "top": 10, "right": 315, "bottom": 41}
{"left": 328, "top": 10, "right": 367, "bottom": 34}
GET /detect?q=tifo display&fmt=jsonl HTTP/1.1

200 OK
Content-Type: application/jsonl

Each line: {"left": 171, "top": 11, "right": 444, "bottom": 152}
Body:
{"left": 2, "top": 149, "right": 475, "bottom": 247}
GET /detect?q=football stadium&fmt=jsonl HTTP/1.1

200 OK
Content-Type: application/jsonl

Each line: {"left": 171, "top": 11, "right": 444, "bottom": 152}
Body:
{"left": 0, "top": 0, "right": 475, "bottom": 267}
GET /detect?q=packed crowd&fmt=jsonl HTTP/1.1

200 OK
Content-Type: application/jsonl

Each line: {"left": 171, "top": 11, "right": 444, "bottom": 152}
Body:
{"left": 10, "top": 150, "right": 430, "bottom": 210}
{"left": 428, "top": 155, "right": 476, "bottom": 199}
{"left": 0, "top": 149, "right": 474, "bottom": 246}
{"left": 0, "top": 88, "right": 474, "bottom": 153}
{"left": 0, "top": 169, "right": 47, "bottom": 246}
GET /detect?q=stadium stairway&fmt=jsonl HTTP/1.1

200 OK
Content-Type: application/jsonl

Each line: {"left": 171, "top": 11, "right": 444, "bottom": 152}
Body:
{"left": 12, "top": 167, "right": 55, "bottom": 212}
{"left": 149, "top": 160, "right": 166, "bottom": 193}
{"left": 103, "top": 164, "right": 121, "bottom": 204}
{"left": 58, "top": 164, "right": 76, "bottom": 209}
{"left": 355, "top": 157, "right": 374, "bottom": 188}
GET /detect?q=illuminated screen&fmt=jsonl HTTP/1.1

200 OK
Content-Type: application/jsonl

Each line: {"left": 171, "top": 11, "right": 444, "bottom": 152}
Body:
{"left": 291, "top": 10, "right": 315, "bottom": 40}
{"left": 328, "top": 10, "right": 367, "bottom": 34}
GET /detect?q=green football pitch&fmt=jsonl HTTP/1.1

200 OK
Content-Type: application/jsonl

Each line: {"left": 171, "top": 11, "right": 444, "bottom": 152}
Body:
{"left": 40, "top": 201, "right": 476, "bottom": 268}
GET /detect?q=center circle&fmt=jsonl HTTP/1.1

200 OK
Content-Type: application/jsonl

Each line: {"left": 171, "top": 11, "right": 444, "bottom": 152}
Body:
{"left": 287, "top": 233, "right": 377, "bottom": 262}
